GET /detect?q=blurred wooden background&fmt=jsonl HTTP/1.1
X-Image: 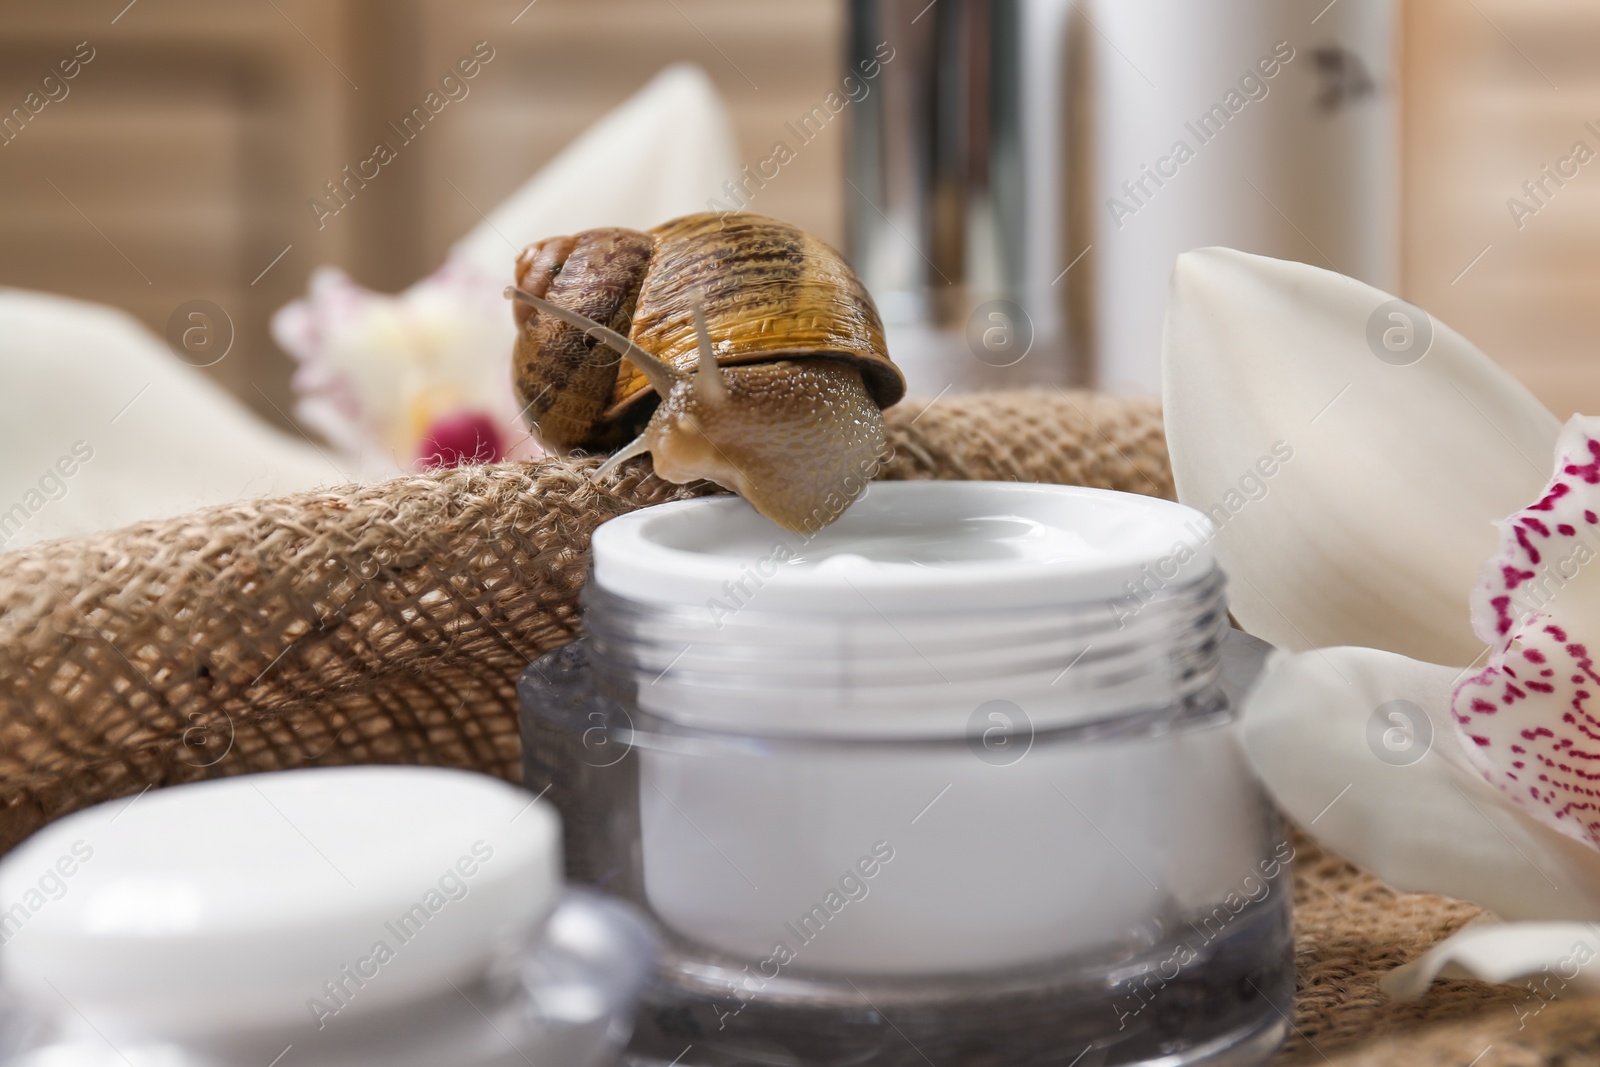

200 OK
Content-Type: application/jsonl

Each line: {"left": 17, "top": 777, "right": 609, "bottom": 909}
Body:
{"left": 0, "top": 0, "right": 846, "bottom": 429}
{"left": 1402, "top": 0, "right": 1600, "bottom": 415}
{"left": 3, "top": 0, "right": 1600, "bottom": 423}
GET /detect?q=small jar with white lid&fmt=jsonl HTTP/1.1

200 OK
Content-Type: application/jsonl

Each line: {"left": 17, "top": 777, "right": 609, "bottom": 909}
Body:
{"left": 521, "top": 481, "right": 1295, "bottom": 1067}
{"left": 524, "top": 483, "right": 1299, "bottom": 1067}
{"left": 0, "top": 766, "right": 655, "bottom": 1067}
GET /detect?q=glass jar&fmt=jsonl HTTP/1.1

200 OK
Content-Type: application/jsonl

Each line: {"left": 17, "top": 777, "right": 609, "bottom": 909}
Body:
{"left": 521, "top": 481, "right": 1294, "bottom": 1067}
{"left": 0, "top": 766, "right": 655, "bottom": 1067}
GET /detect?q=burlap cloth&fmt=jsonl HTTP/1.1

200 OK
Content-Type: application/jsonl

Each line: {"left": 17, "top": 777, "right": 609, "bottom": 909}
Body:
{"left": 0, "top": 390, "right": 1592, "bottom": 1063}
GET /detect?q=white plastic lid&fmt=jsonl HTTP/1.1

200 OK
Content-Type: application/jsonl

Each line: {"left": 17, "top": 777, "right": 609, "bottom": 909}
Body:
{"left": 592, "top": 481, "right": 1215, "bottom": 612}
{"left": 0, "top": 767, "right": 562, "bottom": 1036}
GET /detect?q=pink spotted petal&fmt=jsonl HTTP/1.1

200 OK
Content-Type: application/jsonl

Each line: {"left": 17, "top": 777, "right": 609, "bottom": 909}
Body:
{"left": 1468, "top": 414, "right": 1600, "bottom": 644}
{"left": 1455, "top": 415, "right": 1600, "bottom": 850}
{"left": 1243, "top": 645, "right": 1600, "bottom": 921}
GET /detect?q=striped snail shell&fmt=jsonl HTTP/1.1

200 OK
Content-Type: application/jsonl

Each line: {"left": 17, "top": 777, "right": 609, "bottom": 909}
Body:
{"left": 508, "top": 212, "right": 905, "bottom": 533}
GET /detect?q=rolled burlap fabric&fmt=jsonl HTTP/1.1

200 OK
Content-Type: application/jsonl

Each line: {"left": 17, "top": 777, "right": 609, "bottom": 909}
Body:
{"left": 0, "top": 390, "right": 1171, "bottom": 848}
{"left": 0, "top": 389, "right": 1584, "bottom": 1064}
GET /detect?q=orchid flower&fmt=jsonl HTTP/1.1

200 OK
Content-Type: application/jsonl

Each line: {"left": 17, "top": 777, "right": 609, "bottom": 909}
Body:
{"left": 1163, "top": 247, "right": 1600, "bottom": 999}
{"left": 272, "top": 262, "right": 536, "bottom": 474}
{"left": 269, "top": 64, "right": 738, "bottom": 478}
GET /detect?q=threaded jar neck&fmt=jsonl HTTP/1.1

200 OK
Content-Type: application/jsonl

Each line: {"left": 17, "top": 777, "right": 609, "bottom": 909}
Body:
{"left": 583, "top": 484, "right": 1230, "bottom": 739}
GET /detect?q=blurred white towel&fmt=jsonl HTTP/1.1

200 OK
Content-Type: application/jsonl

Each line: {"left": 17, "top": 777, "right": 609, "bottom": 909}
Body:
{"left": 0, "top": 291, "right": 336, "bottom": 552}
{"left": 0, "top": 64, "right": 738, "bottom": 551}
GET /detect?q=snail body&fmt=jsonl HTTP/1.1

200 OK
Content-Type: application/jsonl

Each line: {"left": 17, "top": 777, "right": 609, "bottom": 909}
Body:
{"left": 509, "top": 212, "right": 904, "bottom": 533}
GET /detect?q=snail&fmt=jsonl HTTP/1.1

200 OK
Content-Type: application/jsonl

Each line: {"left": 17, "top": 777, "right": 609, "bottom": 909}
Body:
{"left": 506, "top": 212, "right": 905, "bottom": 533}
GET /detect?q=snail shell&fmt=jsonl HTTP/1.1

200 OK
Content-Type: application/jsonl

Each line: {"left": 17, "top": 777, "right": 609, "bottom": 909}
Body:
{"left": 511, "top": 212, "right": 905, "bottom": 533}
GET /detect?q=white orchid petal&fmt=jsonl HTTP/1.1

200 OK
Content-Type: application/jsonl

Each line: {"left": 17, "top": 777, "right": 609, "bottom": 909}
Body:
{"left": 1162, "top": 248, "right": 1560, "bottom": 666}
{"left": 1240, "top": 645, "right": 1600, "bottom": 921}
{"left": 1381, "top": 922, "right": 1600, "bottom": 1000}
{"left": 1452, "top": 414, "right": 1600, "bottom": 850}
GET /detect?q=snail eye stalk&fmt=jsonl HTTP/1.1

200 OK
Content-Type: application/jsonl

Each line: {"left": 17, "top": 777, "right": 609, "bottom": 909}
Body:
{"left": 504, "top": 286, "right": 678, "bottom": 396}
{"left": 688, "top": 289, "right": 727, "bottom": 405}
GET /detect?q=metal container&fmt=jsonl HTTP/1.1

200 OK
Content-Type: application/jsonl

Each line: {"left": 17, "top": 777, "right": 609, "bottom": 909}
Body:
{"left": 845, "top": 0, "right": 1084, "bottom": 394}
{"left": 844, "top": 0, "right": 1398, "bottom": 396}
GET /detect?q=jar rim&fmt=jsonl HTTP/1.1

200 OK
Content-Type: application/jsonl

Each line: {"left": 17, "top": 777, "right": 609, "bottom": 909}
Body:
{"left": 591, "top": 482, "right": 1216, "bottom": 616}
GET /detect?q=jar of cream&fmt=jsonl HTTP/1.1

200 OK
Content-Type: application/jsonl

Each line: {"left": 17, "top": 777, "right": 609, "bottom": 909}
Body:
{"left": 520, "top": 482, "right": 1294, "bottom": 1067}
{"left": 0, "top": 766, "right": 655, "bottom": 1067}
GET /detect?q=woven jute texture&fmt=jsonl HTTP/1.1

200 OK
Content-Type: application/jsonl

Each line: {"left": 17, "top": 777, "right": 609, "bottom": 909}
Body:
{"left": 0, "top": 388, "right": 1587, "bottom": 1063}
{"left": 0, "top": 390, "right": 1172, "bottom": 849}
{"left": 1280, "top": 831, "right": 1558, "bottom": 1065}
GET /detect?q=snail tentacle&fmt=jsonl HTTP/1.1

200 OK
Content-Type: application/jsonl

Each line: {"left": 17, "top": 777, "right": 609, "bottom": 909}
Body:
{"left": 504, "top": 286, "right": 680, "bottom": 397}
{"left": 592, "top": 431, "right": 652, "bottom": 480}
{"left": 688, "top": 290, "right": 727, "bottom": 406}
